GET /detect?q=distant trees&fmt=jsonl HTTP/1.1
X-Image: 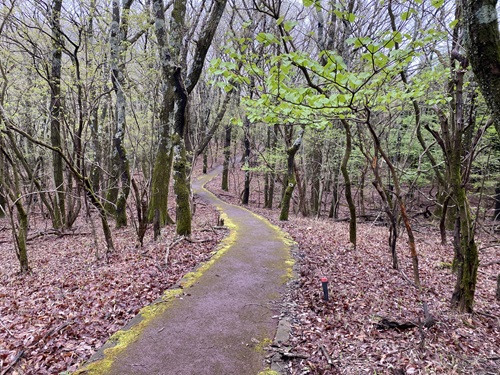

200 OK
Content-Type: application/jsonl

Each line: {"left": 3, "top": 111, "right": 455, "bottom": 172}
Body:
{"left": 0, "top": 0, "right": 498, "bottom": 310}
{"left": 210, "top": 0, "right": 500, "bottom": 309}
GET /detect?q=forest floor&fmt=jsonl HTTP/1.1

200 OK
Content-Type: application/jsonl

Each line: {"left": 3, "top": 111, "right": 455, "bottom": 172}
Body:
{"left": 0, "top": 184, "right": 228, "bottom": 374}
{"left": 204, "top": 164, "right": 500, "bottom": 375}
{"left": 0, "top": 160, "right": 499, "bottom": 375}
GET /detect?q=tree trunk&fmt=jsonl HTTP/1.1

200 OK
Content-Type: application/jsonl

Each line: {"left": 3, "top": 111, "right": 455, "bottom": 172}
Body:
{"left": 203, "top": 151, "right": 208, "bottom": 174}
{"left": 242, "top": 115, "right": 251, "bottom": 205}
{"left": 171, "top": 68, "right": 192, "bottom": 236}
{"left": 13, "top": 199, "right": 29, "bottom": 274}
{"left": 50, "top": 0, "right": 65, "bottom": 229}
{"left": 222, "top": 123, "right": 232, "bottom": 191}
{"left": 148, "top": 89, "right": 175, "bottom": 225}
{"left": 365, "top": 113, "right": 420, "bottom": 285}
{"left": 449, "top": 63, "right": 478, "bottom": 313}
{"left": 0, "top": 143, "right": 30, "bottom": 273}
{"left": 152, "top": 0, "right": 227, "bottom": 235}
{"left": 329, "top": 167, "right": 340, "bottom": 219}
{"left": 280, "top": 128, "right": 304, "bottom": 221}
{"left": 110, "top": 0, "right": 132, "bottom": 228}
{"left": 149, "top": 0, "right": 177, "bottom": 226}
{"left": 265, "top": 124, "right": 278, "bottom": 209}
{"left": 341, "top": 120, "right": 356, "bottom": 247}
{"left": 310, "top": 137, "right": 322, "bottom": 214}
{"left": 462, "top": 0, "right": 500, "bottom": 136}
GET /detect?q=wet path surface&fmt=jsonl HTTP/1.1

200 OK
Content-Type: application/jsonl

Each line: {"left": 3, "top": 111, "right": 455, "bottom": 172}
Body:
{"left": 80, "top": 166, "right": 291, "bottom": 375}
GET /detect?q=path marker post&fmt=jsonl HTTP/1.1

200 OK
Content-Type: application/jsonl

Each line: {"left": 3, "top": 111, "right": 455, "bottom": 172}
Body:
{"left": 321, "top": 277, "right": 329, "bottom": 301}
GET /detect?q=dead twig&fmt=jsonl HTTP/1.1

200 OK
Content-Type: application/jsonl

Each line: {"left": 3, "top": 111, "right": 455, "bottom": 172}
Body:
{"left": 0, "top": 319, "right": 15, "bottom": 338}
{"left": 399, "top": 269, "right": 419, "bottom": 289}
{"left": 1, "top": 349, "right": 24, "bottom": 375}
{"left": 166, "top": 236, "right": 185, "bottom": 266}
{"left": 1, "top": 321, "right": 74, "bottom": 375}
{"left": 184, "top": 238, "right": 213, "bottom": 244}
{"left": 319, "top": 345, "right": 334, "bottom": 366}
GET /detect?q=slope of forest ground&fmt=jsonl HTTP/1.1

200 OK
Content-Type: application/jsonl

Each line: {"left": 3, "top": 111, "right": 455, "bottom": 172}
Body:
{"left": 0, "top": 162, "right": 499, "bottom": 375}
{"left": 0, "top": 196, "right": 228, "bottom": 375}
{"left": 205, "top": 167, "right": 500, "bottom": 375}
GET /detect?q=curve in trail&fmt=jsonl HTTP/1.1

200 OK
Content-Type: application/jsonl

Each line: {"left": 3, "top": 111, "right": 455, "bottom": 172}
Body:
{"left": 77, "top": 166, "right": 294, "bottom": 375}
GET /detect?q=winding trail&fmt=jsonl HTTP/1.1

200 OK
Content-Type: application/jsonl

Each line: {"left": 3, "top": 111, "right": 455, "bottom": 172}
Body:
{"left": 78, "top": 166, "right": 293, "bottom": 375}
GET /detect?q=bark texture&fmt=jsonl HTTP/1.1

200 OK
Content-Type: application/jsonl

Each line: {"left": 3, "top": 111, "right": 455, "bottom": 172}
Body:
{"left": 462, "top": 0, "right": 500, "bottom": 135}
{"left": 341, "top": 120, "right": 356, "bottom": 247}
{"left": 280, "top": 128, "right": 304, "bottom": 221}
{"left": 49, "top": 0, "right": 65, "bottom": 229}
{"left": 109, "top": 0, "right": 133, "bottom": 228}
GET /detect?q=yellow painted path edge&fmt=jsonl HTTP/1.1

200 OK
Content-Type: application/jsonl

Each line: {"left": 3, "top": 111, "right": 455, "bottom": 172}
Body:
{"left": 73, "top": 177, "right": 296, "bottom": 375}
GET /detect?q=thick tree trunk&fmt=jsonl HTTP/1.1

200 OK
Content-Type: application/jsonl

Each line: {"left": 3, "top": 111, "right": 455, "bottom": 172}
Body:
{"left": 171, "top": 67, "right": 192, "bottom": 236}
{"left": 462, "top": 0, "right": 500, "bottom": 136}
{"left": 148, "top": 87, "right": 174, "bottom": 225}
{"left": 149, "top": 0, "right": 177, "bottom": 226}
{"left": 450, "top": 65, "right": 478, "bottom": 313}
{"left": 280, "top": 128, "right": 304, "bottom": 221}
{"left": 152, "top": 0, "right": 227, "bottom": 235}
{"left": 50, "top": 0, "right": 65, "bottom": 229}
{"left": 110, "top": 0, "right": 132, "bottom": 228}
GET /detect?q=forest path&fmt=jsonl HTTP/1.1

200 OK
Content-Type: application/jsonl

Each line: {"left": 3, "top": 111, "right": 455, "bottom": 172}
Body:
{"left": 77, "top": 165, "right": 293, "bottom": 375}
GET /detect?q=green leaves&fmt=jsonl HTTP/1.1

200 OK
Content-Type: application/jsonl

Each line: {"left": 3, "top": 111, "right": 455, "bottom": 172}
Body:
{"left": 431, "top": 0, "right": 444, "bottom": 8}
{"left": 256, "top": 32, "right": 280, "bottom": 46}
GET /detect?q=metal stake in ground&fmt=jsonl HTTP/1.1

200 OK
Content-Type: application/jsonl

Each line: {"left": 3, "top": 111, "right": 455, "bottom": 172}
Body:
{"left": 321, "top": 277, "right": 329, "bottom": 301}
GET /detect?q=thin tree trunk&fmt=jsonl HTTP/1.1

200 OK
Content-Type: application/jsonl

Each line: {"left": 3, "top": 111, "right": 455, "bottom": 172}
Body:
{"left": 365, "top": 112, "right": 420, "bottom": 285}
{"left": 222, "top": 123, "right": 232, "bottom": 191}
{"left": 242, "top": 115, "right": 251, "bottom": 205}
{"left": 341, "top": 119, "right": 356, "bottom": 247}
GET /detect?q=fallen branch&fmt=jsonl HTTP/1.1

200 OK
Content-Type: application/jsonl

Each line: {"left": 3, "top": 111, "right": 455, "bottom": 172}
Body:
{"left": 319, "top": 345, "right": 333, "bottom": 366}
{"left": 185, "top": 238, "right": 213, "bottom": 244}
{"left": 279, "top": 350, "right": 308, "bottom": 359}
{"left": 1, "top": 321, "right": 74, "bottom": 375}
{"left": 1, "top": 349, "right": 24, "bottom": 375}
{"left": 27, "top": 230, "right": 91, "bottom": 242}
{"left": 376, "top": 318, "right": 417, "bottom": 331}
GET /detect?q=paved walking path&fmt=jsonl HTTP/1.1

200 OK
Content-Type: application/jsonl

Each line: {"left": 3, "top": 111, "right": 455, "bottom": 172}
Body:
{"left": 77, "top": 166, "right": 293, "bottom": 375}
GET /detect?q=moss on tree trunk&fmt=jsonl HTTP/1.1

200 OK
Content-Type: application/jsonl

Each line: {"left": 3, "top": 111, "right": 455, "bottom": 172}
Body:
{"left": 280, "top": 128, "right": 304, "bottom": 221}
{"left": 172, "top": 135, "right": 192, "bottom": 236}
{"left": 222, "top": 124, "right": 232, "bottom": 191}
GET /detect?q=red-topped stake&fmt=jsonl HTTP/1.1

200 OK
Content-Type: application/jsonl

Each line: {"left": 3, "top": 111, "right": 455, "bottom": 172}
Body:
{"left": 321, "top": 277, "right": 329, "bottom": 301}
